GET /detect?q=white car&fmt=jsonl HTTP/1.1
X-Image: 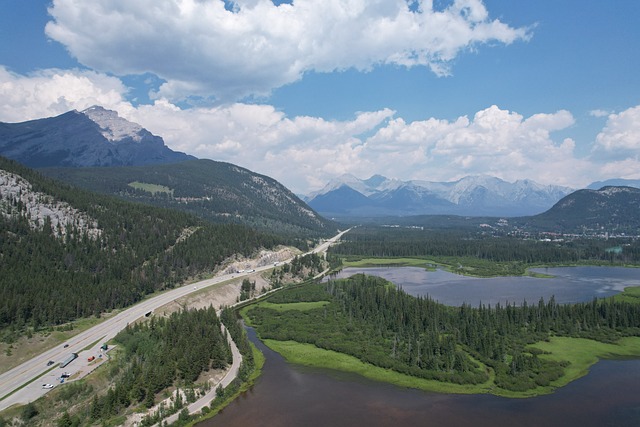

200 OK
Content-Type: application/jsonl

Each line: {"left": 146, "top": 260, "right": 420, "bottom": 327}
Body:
{"left": 42, "top": 383, "right": 54, "bottom": 389}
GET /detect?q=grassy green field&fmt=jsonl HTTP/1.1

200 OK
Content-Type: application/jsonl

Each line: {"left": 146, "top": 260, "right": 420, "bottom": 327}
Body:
{"left": 253, "top": 301, "right": 330, "bottom": 312}
{"left": 530, "top": 336, "right": 640, "bottom": 388}
{"left": 263, "top": 339, "right": 499, "bottom": 395}
{"left": 343, "top": 257, "right": 437, "bottom": 269}
{"left": 611, "top": 286, "right": 640, "bottom": 303}
{"left": 127, "top": 181, "right": 173, "bottom": 196}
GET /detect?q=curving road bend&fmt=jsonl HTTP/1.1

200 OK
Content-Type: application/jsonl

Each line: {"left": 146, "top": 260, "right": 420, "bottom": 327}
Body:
{"left": 0, "top": 229, "right": 349, "bottom": 412}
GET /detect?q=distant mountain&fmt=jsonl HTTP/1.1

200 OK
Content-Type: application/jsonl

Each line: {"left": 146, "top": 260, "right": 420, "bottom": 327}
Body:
{"left": 306, "top": 174, "right": 574, "bottom": 217}
{"left": 42, "top": 159, "right": 335, "bottom": 238}
{"left": 587, "top": 178, "right": 640, "bottom": 190}
{"left": 0, "top": 106, "right": 194, "bottom": 167}
{"left": 522, "top": 186, "right": 640, "bottom": 233}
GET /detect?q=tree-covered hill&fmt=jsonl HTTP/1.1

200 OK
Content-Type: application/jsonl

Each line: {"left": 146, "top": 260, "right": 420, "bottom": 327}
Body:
{"left": 41, "top": 158, "right": 336, "bottom": 238}
{"left": 522, "top": 186, "right": 640, "bottom": 234}
{"left": 0, "top": 156, "right": 282, "bottom": 333}
{"left": 344, "top": 186, "right": 640, "bottom": 236}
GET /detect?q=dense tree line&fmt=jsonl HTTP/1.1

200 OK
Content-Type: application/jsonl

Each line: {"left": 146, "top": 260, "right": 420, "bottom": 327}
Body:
{"left": 248, "top": 275, "right": 640, "bottom": 392}
{"left": 0, "top": 157, "right": 282, "bottom": 335}
{"left": 24, "top": 307, "right": 258, "bottom": 427}
{"left": 90, "top": 306, "right": 230, "bottom": 421}
{"left": 331, "top": 226, "right": 640, "bottom": 266}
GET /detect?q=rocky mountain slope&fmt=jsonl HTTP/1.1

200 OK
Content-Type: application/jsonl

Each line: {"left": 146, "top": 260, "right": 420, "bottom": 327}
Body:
{"left": 306, "top": 174, "right": 574, "bottom": 217}
{"left": 1, "top": 106, "right": 333, "bottom": 237}
{"left": 0, "top": 156, "right": 284, "bottom": 329}
{"left": 0, "top": 106, "right": 194, "bottom": 167}
{"left": 42, "top": 159, "right": 335, "bottom": 238}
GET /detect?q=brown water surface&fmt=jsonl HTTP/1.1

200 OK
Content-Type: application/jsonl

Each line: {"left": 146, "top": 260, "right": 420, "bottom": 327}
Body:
{"left": 200, "top": 327, "right": 640, "bottom": 427}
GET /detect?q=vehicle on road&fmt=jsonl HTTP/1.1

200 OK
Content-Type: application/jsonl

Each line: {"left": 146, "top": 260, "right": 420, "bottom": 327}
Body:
{"left": 63, "top": 344, "right": 69, "bottom": 348}
{"left": 60, "top": 352, "right": 78, "bottom": 368}
{"left": 46, "top": 360, "right": 54, "bottom": 366}
{"left": 42, "top": 384, "right": 54, "bottom": 389}
{"left": 88, "top": 356, "right": 95, "bottom": 362}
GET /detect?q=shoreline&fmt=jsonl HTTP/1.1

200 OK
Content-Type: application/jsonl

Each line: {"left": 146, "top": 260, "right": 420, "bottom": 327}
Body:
{"left": 340, "top": 256, "right": 640, "bottom": 279}
{"left": 257, "top": 335, "right": 640, "bottom": 399}
{"left": 240, "top": 280, "right": 640, "bottom": 400}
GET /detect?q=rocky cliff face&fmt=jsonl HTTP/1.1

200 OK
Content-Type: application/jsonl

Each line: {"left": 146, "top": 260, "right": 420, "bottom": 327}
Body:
{"left": 0, "top": 106, "right": 195, "bottom": 168}
{"left": 0, "top": 169, "right": 101, "bottom": 240}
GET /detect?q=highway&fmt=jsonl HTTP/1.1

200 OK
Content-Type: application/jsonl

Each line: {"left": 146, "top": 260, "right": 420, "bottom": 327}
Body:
{"left": 0, "top": 229, "right": 349, "bottom": 412}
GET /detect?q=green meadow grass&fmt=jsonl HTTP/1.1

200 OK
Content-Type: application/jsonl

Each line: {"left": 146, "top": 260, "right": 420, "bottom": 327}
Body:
{"left": 127, "top": 181, "right": 173, "bottom": 196}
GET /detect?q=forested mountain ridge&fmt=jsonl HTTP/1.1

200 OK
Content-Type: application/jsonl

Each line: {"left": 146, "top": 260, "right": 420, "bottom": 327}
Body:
{"left": 0, "top": 107, "right": 334, "bottom": 237}
{"left": 522, "top": 186, "right": 640, "bottom": 233}
{"left": 350, "top": 185, "right": 640, "bottom": 237}
{"left": 0, "top": 156, "right": 282, "bottom": 333}
{"left": 42, "top": 158, "right": 336, "bottom": 238}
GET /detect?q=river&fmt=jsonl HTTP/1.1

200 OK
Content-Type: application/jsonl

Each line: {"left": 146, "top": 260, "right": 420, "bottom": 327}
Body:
{"left": 201, "top": 328, "right": 640, "bottom": 427}
{"left": 199, "top": 266, "right": 640, "bottom": 426}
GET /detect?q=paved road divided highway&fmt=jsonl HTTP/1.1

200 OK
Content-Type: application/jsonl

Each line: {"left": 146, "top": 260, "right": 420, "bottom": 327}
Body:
{"left": 0, "top": 229, "right": 349, "bottom": 412}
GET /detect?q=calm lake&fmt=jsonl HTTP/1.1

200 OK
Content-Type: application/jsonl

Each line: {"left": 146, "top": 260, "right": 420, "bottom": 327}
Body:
{"left": 200, "top": 266, "right": 640, "bottom": 427}
{"left": 325, "top": 266, "right": 640, "bottom": 306}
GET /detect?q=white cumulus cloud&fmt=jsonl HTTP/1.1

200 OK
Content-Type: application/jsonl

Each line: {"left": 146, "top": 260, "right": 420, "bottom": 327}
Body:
{"left": 3, "top": 68, "right": 640, "bottom": 193}
{"left": 364, "top": 105, "right": 586, "bottom": 186}
{"left": 0, "top": 66, "right": 130, "bottom": 122}
{"left": 44, "top": 0, "right": 530, "bottom": 101}
{"left": 593, "top": 105, "right": 640, "bottom": 160}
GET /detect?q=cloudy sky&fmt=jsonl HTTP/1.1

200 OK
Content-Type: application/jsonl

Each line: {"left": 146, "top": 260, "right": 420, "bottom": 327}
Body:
{"left": 1, "top": 0, "right": 639, "bottom": 194}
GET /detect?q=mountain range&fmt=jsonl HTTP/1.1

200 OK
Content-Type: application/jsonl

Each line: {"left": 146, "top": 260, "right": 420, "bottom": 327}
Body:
{"left": 305, "top": 174, "right": 576, "bottom": 217}
{"left": 0, "top": 107, "right": 333, "bottom": 237}
{"left": 42, "top": 159, "right": 334, "bottom": 237}
{"left": 2, "top": 107, "right": 639, "bottom": 225}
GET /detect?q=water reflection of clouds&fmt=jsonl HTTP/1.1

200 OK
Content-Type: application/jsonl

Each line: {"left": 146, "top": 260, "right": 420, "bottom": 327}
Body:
{"left": 329, "top": 266, "right": 638, "bottom": 307}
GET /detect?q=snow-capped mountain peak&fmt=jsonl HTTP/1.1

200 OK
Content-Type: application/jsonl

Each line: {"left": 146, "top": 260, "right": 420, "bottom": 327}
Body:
{"left": 81, "top": 106, "right": 144, "bottom": 143}
{"left": 0, "top": 107, "right": 195, "bottom": 167}
{"left": 306, "top": 174, "right": 576, "bottom": 217}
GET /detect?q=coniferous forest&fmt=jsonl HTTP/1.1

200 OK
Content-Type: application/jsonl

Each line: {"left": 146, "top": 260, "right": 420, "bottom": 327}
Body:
{"left": 331, "top": 226, "right": 640, "bottom": 268}
{"left": 247, "top": 275, "right": 640, "bottom": 393}
{"left": 0, "top": 157, "right": 282, "bottom": 335}
{"left": 90, "top": 307, "right": 230, "bottom": 421}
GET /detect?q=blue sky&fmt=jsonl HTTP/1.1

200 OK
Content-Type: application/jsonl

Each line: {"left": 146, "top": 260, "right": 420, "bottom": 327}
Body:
{"left": 1, "top": 0, "right": 639, "bottom": 194}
